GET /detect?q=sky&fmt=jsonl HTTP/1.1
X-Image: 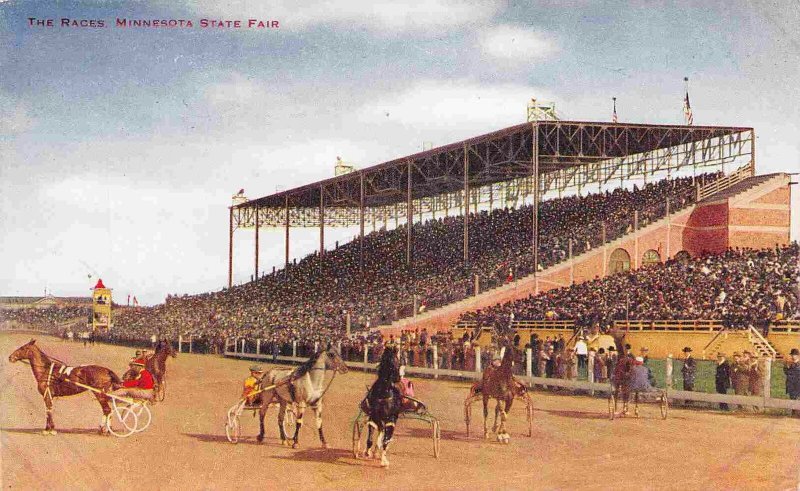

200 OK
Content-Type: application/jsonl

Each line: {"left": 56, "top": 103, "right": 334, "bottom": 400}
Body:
{"left": 1, "top": 0, "right": 798, "bottom": 305}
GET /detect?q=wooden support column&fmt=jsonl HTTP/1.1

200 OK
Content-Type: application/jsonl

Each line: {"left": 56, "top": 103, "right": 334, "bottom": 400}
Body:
{"left": 228, "top": 207, "right": 234, "bottom": 288}
{"left": 406, "top": 160, "right": 413, "bottom": 265}
{"left": 532, "top": 123, "right": 540, "bottom": 275}
{"left": 359, "top": 172, "right": 365, "bottom": 272}
{"left": 284, "top": 195, "right": 290, "bottom": 270}
{"left": 463, "top": 145, "right": 470, "bottom": 266}
{"left": 319, "top": 185, "right": 325, "bottom": 269}
{"left": 634, "top": 210, "right": 639, "bottom": 269}
{"left": 254, "top": 204, "right": 259, "bottom": 279}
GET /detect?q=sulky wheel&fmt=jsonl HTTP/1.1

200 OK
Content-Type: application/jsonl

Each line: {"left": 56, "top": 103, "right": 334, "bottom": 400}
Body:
{"left": 464, "top": 401, "right": 472, "bottom": 437}
{"left": 352, "top": 413, "right": 367, "bottom": 458}
{"left": 131, "top": 402, "right": 152, "bottom": 432}
{"left": 660, "top": 392, "right": 669, "bottom": 420}
{"left": 107, "top": 405, "right": 139, "bottom": 438}
{"left": 608, "top": 392, "right": 617, "bottom": 420}
{"left": 526, "top": 401, "right": 534, "bottom": 437}
{"left": 225, "top": 414, "right": 241, "bottom": 443}
{"left": 432, "top": 419, "right": 441, "bottom": 459}
{"left": 282, "top": 406, "right": 297, "bottom": 437}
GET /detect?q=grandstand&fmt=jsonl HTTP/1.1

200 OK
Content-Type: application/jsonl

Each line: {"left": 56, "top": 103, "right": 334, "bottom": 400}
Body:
{"left": 3, "top": 119, "right": 795, "bottom": 362}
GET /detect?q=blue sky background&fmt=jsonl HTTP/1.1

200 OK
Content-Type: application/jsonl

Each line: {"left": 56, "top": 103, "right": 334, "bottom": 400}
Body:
{"left": 1, "top": 0, "right": 798, "bottom": 304}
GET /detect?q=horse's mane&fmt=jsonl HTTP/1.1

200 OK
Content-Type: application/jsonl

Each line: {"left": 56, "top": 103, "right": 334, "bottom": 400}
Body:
{"left": 376, "top": 347, "right": 399, "bottom": 383}
{"left": 293, "top": 350, "right": 323, "bottom": 378}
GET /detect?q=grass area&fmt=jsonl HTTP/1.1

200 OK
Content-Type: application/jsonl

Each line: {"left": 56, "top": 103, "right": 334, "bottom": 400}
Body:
{"left": 651, "top": 358, "right": 788, "bottom": 399}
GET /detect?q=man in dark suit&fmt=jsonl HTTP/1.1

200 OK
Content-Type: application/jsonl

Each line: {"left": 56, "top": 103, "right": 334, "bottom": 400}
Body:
{"left": 715, "top": 353, "right": 732, "bottom": 410}
{"left": 784, "top": 348, "right": 800, "bottom": 417}
{"left": 681, "top": 347, "right": 696, "bottom": 392}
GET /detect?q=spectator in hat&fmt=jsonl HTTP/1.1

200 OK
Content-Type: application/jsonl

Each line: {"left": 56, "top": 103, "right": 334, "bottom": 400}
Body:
{"left": 640, "top": 347, "right": 655, "bottom": 386}
{"left": 783, "top": 348, "right": 800, "bottom": 416}
{"left": 715, "top": 353, "right": 732, "bottom": 410}
{"left": 681, "top": 347, "right": 696, "bottom": 392}
{"left": 731, "top": 352, "right": 750, "bottom": 397}
{"left": 629, "top": 356, "right": 653, "bottom": 392}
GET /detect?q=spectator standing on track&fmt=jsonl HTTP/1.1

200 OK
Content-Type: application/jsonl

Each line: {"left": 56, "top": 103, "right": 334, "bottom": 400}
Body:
{"left": 575, "top": 337, "right": 588, "bottom": 375}
{"left": 681, "top": 347, "right": 696, "bottom": 392}
{"left": 715, "top": 353, "right": 732, "bottom": 410}
{"left": 731, "top": 352, "right": 750, "bottom": 397}
{"left": 783, "top": 348, "right": 800, "bottom": 416}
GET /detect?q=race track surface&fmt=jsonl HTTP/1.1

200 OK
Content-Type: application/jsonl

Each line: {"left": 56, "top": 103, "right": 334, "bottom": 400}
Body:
{"left": 2, "top": 333, "right": 799, "bottom": 490}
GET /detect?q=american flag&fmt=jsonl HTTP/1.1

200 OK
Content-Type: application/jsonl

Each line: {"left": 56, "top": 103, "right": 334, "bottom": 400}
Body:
{"left": 612, "top": 97, "right": 618, "bottom": 123}
{"left": 683, "top": 79, "right": 693, "bottom": 125}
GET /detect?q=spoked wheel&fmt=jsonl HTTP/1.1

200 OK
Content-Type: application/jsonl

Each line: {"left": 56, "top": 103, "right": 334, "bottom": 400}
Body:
{"left": 432, "top": 419, "right": 441, "bottom": 458}
{"left": 525, "top": 400, "right": 534, "bottom": 437}
{"left": 225, "top": 414, "right": 242, "bottom": 443}
{"left": 464, "top": 401, "right": 472, "bottom": 437}
{"left": 225, "top": 401, "right": 244, "bottom": 444}
{"left": 156, "top": 380, "right": 166, "bottom": 402}
{"left": 131, "top": 402, "right": 152, "bottom": 432}
{"left": 352, "top": 412, "right": 367, "bottom": 458}
{"left": 660, "top": 392, "right": 669, "bottom": 420}
{"left": 608, "top": 392, "right": 617, "bottom": 420}
{"left": 282, "top": 406, "right": 297, "bottom": 438}
{"left": 107, "top": 405, "right": 139, "bottom": 438}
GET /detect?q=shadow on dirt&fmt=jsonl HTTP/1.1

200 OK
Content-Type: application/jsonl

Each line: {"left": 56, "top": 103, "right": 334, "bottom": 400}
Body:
{"left": 181, "top": 432, "right": 287, "bottom": 447}
{"left": 1, "top": 427, "right": 104, "bottom": 436}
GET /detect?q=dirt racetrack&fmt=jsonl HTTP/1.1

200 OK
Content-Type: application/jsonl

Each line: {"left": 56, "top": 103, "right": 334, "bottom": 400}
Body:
{"left": 2, "top": 332, "right": 799, "bottom": 490}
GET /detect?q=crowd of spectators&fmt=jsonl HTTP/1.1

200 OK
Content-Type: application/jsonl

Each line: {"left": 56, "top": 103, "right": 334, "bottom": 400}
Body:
{"left": 4, "top": 174, "right": 719, "bottom": 349}
{"left": 462, "top": 243, "right": 799, "bottom": 334}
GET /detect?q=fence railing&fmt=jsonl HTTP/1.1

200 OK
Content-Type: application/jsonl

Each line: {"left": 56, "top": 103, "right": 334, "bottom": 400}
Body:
{"left": 223, "top": 339, "right": 800, "bottom": 412}
{"left": 697, "top": 161, "right": 755, "bottom": 201}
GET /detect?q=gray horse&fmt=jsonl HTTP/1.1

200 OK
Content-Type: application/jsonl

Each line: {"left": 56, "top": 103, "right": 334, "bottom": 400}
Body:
{"left": 256, "top": 347, "right": 348, "bottom": 448}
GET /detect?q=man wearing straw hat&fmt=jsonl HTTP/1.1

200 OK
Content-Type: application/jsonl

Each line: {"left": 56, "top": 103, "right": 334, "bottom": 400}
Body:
{"left": 112, "top": 359, "right": 155, "bottom": 401}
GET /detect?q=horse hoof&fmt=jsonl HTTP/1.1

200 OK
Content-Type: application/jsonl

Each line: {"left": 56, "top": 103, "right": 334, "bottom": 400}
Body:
{"left": 321, "top": 442, "right": 329, "bottom": 450}
{"left": 256, "top": 435, "right": 264, "bottom": 443}
{"left": 49, "top": 430, "right": 58, "bottom": 436}
{"left": 41, "top": 430, "right": 50, "bottom": 436}
{"left": 292, "top": 442, "right": 299, "bottom": 449}
{"left": 380, "top": 456, "right": 390, "bottom": 468}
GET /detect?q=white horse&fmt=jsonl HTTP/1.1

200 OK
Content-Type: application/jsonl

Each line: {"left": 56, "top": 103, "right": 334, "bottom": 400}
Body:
{"left": 256, "top": 346, "right": 348, "bottom": 448}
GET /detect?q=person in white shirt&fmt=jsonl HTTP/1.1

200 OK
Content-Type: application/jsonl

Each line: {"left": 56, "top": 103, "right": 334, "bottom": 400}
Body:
{"left": 575, "top": 337, "right": 589, "bottom": 375}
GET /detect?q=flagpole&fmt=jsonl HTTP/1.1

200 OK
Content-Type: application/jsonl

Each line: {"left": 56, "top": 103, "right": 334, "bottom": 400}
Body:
{"left": 612, "top": 97, "right": 618, "bottom": 123}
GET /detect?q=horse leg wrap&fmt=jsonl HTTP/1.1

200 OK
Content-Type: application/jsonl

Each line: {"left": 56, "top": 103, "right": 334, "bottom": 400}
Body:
{"left": 318, "top": 428, "right": 326, "bottom": 444}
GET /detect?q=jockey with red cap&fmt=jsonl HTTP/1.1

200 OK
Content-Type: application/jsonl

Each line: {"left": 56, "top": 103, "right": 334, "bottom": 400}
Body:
{"left": 112, "top": 358, "right": 155, "bottom": 401}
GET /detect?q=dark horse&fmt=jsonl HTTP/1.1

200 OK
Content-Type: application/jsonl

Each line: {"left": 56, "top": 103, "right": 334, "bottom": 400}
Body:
{"left": 8, "top": 339, "right": 123, "bottom": 435}
{"left": 125, "top": 339, "right": 177, "bottom": 401}
{"left": 361, "top": 345, "right": 403, "bottom": 467}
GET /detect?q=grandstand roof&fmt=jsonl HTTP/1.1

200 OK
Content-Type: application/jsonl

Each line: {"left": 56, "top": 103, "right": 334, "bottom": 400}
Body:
{"left": 238, "top": 120, "right": 752, "bottom": 211}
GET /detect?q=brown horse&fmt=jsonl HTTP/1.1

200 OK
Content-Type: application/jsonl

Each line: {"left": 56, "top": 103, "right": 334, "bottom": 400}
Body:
{"left": 475, "top": 347, "right": 517, "bottom": 443}
{"left": 8, "top": 339, "right": 123, "bottom": 435}
{"left": 609, "top": 327, "right": 635, "bottom": 416}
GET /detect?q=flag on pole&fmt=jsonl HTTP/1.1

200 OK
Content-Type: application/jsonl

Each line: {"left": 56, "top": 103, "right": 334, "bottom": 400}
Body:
{"left": 683, "top": 77, "right": 693, "bottom": 126}
{"left": 127, "top": 294, "right": 130, "bottom": 306}
{"left": 133, "top": 296, "right": 139, "bottom": 307}
{"left": 612, "top": 97, "right": 618, "bottom": 123}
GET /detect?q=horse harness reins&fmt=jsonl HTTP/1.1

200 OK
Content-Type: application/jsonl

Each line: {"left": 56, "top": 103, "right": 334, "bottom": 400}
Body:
{"left": 249, "top": 365, "right": 342, "bottom": 406}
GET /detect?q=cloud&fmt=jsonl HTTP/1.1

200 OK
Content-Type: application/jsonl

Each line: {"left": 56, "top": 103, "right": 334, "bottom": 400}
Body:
{"left": 189, "top": 0, "right": 502, "bottom": 33}
{"left": 356, "top": 79, "right": 556, "bottom": 131}
{"left": 480, "top": 25, "right": 559, "bottom": 61}
{"left": 0, "top": 94, "right": 35, "bottom": 134}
